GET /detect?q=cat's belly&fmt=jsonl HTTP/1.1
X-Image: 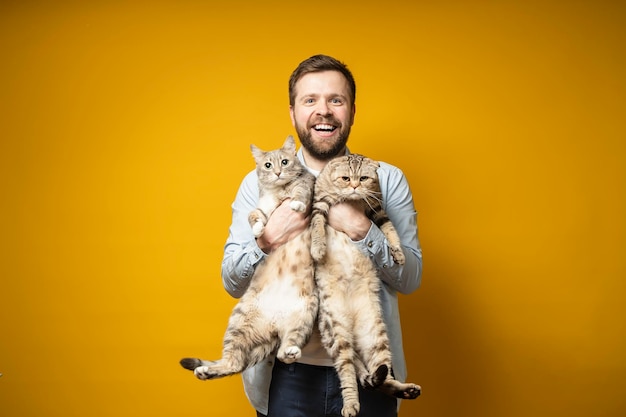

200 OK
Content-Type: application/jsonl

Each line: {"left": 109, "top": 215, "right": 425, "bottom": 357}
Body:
{"left": 325, "top": 228, "right": 360, "bottom": 265}
{"left": 256, "top": 278, "right": 307, "bottom": 318}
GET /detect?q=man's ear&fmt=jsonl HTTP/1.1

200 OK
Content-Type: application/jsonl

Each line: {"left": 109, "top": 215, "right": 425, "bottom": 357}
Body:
{"left": 289, "top": 105, "right": 295, "bottom": 127}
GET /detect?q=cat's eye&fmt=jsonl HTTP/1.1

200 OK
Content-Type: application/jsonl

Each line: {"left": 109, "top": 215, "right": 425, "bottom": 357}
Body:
{"left": 265, "top": 162, "right": 272, "bottom": 169}
{"left": 360, "top": 176, "right": 369, "bottom": 181}
{"left": 341, "top": 176, "right": 350, "bottom": 182}
{"left": 281, "top": 159, "right": 289, "bottom": 166}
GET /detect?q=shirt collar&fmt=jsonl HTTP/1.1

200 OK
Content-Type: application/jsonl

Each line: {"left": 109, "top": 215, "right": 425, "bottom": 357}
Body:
{"left": 296, "top": 147, "right": 350, "bottom": 177}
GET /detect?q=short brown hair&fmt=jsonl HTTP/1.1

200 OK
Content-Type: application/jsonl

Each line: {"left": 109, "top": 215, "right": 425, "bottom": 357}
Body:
{"left": 288, "top": 54, "right": 356, "bottom": 106}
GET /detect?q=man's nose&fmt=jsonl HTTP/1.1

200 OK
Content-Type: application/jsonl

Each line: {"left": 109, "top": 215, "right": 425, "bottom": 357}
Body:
{"left": 316, "top": 101, "right": 332, "bottom": 116}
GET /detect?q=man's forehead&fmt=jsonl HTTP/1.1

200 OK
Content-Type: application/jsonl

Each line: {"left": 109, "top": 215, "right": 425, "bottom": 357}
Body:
{"left": 295, "top": 71, "right": 350, "bottom": 96}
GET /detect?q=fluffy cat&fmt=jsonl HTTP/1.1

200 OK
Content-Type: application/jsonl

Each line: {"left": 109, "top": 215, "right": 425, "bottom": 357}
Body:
{"left": 248, "top": 135, "right": 313, "bottom": 237}
{"left": 310, "top": 154, "right": 421, "bottom": 417}
{"left": 180, "top": 136, "right": 317, "bottom": 378}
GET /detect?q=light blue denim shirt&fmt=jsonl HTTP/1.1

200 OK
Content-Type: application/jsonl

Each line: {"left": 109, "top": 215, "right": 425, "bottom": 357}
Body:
{"left": 221, "top": 148, "right": 422, "bottom": 414}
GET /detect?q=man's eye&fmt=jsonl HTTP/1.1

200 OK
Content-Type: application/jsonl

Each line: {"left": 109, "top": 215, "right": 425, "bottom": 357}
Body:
{"left": 331, "top": 98, "right": 342, "bottom": 104}
{"left": 305, "top": 98, "right": 315, "bottom": 104}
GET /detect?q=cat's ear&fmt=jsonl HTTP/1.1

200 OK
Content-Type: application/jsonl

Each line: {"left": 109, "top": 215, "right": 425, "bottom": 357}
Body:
{"left": 250, "top": 144, "right": 265, "bottom": 161}
{"left": 365, "top": 156, "right": 381, "bottom": 168}
{"left": 282, "top": 135, "right": 296, "bottom": 154}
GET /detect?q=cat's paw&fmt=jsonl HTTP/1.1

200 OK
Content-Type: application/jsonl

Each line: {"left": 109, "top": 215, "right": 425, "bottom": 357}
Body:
{"left": 194, "top": 365, "right": 215, "bottom": 381}
{"left": 252, "top": 221, "right": 265, "bottom": 237}
{"left": 390, "top": 246, "right": 405, "bottom": 265}
{"left": 341, "top": 400, "right": 360, "bottom": 417}
{"left": 378, "top": 379, "right": 422, "bottom": 399}
{"left": 289, "top": 200, "right": 307, "bottom": 213}
{"left": 278, "top": 346, "right": 301, "bottom": 364}
{"left": 310, "top": 242, "right": 327, "bottom": 262}
{"left": 398, "top": 383, "right": 421, "bottom": 399}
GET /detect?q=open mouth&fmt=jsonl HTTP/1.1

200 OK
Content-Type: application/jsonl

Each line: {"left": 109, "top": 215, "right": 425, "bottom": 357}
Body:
{"left": 313, "top": 124, "right": 337, "bottom": 133}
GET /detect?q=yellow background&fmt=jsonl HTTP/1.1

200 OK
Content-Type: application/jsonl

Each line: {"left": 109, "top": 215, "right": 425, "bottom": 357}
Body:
{"left": 1, "top": 1, "right": 624, "bottom": 416}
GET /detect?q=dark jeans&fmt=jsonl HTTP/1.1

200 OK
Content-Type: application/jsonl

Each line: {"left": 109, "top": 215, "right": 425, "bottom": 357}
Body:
{"left": 257, "top": 360, "right": 397, "bottom": 417}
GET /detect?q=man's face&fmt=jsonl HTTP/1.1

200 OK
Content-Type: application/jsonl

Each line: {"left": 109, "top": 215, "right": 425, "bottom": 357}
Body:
{"left": 289, "top": 70, "right": 356, "bottom": 161}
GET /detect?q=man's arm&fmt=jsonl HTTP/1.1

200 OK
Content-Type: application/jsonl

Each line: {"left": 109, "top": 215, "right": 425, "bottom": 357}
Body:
{"left": 221, "top": 171, "right": 265, "bottom": 298}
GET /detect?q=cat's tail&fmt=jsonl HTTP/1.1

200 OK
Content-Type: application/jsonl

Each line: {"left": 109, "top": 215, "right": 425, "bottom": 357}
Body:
{"left": 180, "top": 357, "right": 206, "bottom": 371}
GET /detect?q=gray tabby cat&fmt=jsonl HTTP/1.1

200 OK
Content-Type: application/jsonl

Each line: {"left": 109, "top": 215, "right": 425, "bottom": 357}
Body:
{"left": 310, "top": 154, "right": 421, "bottom": 417}
{"left": 180, "top": 136, "right": 318, "bottom": 378}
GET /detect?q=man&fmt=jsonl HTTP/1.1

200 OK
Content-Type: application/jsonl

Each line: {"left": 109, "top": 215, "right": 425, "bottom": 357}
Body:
{"left": 221, "top": 54, "right": 422, "bottom": 417}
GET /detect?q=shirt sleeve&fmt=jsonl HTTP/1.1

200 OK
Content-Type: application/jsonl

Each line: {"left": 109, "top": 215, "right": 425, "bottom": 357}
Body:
{"left": 351, "top": 162, "right": 422, "bottom": 294}
{"left": 221, "top": 170, "right": 268, "bottom": 298}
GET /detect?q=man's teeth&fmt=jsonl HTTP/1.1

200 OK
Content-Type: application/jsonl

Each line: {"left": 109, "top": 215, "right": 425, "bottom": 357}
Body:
{"left": 314, "top": 124, "right": 336, "bottom": 131}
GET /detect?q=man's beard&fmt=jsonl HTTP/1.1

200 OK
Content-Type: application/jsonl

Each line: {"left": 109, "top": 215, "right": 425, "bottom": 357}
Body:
{"left": 295, "top": 120, "right": 351, "bottom": 161}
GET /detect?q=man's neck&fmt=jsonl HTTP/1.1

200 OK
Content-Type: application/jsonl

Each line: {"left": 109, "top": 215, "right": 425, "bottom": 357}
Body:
{"left": 301, "top": 147, "right": 347, "bottom": 172}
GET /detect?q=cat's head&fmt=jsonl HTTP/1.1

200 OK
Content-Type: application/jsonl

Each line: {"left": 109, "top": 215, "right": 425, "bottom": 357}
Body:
{"left": 317, "top": 154, "right": 381, "bottom": 202}
{"left": 250, "top": 136, "right": 303, "bottom": 185}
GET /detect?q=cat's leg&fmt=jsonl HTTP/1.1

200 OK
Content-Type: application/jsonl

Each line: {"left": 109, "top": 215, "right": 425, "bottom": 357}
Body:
{"left": 276, "top": 299, "right": 317, "bottom": 364}
{"left": 309, "top": 205, "right": 330, "bottom": 261}
{"left": 379, "top": 221, "right": 405, "bottom": 265}
{"left": 185, "top": 335, "right": 279, "bottom": 380}
{"left": 181, "top": 338, "right": 279, "bottom": 380}
{"left": 348, "top": 259, "right": 396, "bottom": 390}
{"left": 349, "top": 277, "right": 421, "bottom": 400}
{"left": 353, "top": 355, "right": 372, "bottom": 387}
{"left": 289, "top": 199, "right": 307, "bottom": 213}
{"left": 352, "top": 315, "right": 421, "bottom": 400}
{"left": 355, "top": 325, "right": 421, "bottom": 400}
{"left": 378, "top": 378, "right": 422, "bottom": 399}
{"left": 316, "top": 271, "right": 360, "bottom": 417}
{"left": 289, "top": 177, "right": 314, "bottom": 213}
{"left": 353, "top": 304, "right": 394, "bottom": 389}
{"left": 248, "top": 208, "right": 268, "bottom": 237}
{"left": 275, "top": 254, "right": 318, "bottom": 364}
{"left": 276, "top": 292, "right": 318, "bottom": 364}
{"left": 180, "top": 302, "right": 279, "bottom": 380}
{"left": 309, "top": 215, "right": 327, "bottom": 261}
{"left": 249, "top": 195, "right": 280, "bottom": 237}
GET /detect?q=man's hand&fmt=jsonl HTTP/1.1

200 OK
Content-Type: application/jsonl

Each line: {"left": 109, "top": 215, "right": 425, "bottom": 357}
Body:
{"left": 256, "top": 199, "right": 310, "bottom": 253}
{"left": 327, "top": 202, "right": 372, "bottom": 241}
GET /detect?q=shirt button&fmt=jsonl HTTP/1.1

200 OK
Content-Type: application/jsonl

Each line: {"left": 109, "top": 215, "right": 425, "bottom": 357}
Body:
{"left": 367, "top": 241, "right": 373, "bottom": 248}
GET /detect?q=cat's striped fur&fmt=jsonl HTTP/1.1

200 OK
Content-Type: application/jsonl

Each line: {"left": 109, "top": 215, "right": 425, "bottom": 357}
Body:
{"left": 180, "top": 136, "right": 317, "bottom": 379}
{"left": 248, "top": 135, "right": 314, "bottom": 237}
{"left": 310, "top": 154, "right": 420, "bottom": 417}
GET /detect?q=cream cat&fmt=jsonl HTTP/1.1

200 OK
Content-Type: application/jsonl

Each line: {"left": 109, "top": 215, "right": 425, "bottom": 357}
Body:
{"left": 310, "top": 153, "right": 421, "bottom": 417}
{"left": 180, "top": 136, "right": 317, "bottom": 378}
